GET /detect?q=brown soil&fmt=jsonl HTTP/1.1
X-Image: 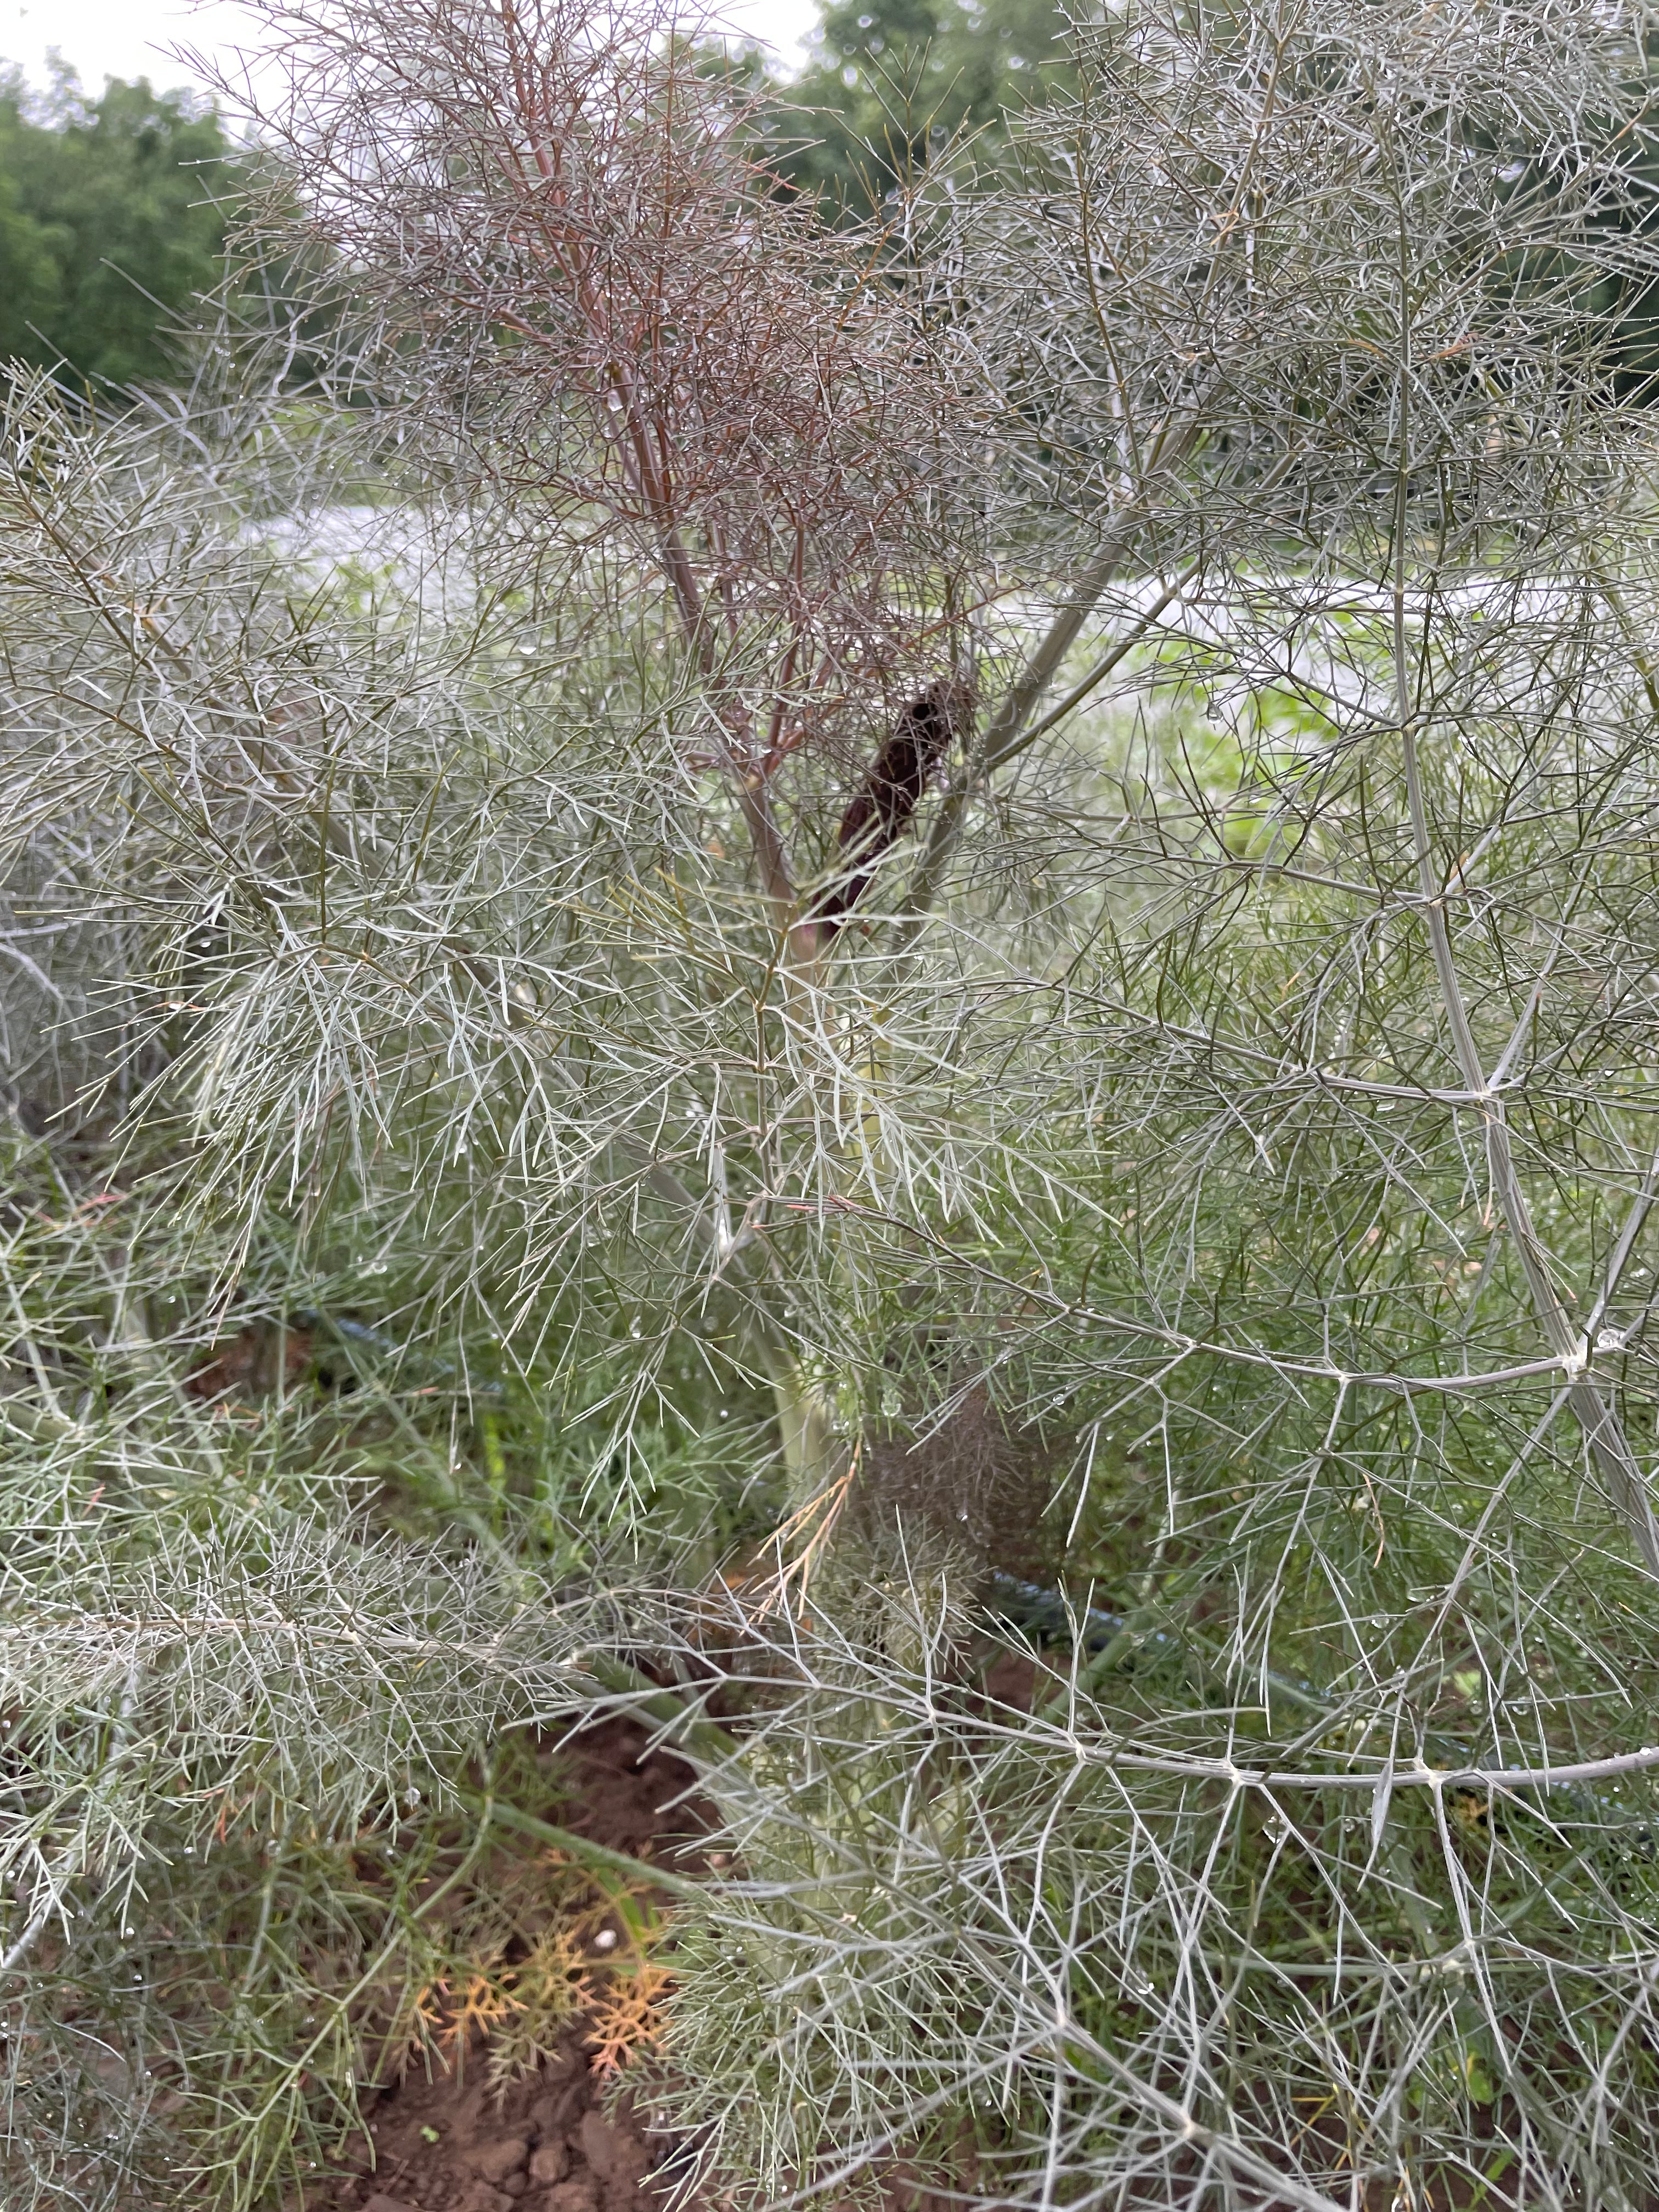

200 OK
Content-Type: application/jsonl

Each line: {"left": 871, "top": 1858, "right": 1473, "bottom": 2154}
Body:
{"left": 328, "top": 2045, "right": 675, "bottom": 2212}
{"left": 304, "top": 1718, "right": 707, "bottom": 2212}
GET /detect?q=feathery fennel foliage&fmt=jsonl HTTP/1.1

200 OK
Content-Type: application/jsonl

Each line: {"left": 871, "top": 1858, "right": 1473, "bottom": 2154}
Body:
{"left": 8, "top": 1, "right": 1659, "bottom": 2206}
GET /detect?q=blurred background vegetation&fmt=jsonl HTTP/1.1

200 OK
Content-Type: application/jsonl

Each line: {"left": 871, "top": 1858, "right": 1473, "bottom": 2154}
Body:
{"left": 0, "top": 1, "right": 1062, "bottom": 390}
{"left": 759, "top": 0, "right": 1073, "bottom": 215}
{"left": 0, "top": 65, "right": 238, "bottom": 385}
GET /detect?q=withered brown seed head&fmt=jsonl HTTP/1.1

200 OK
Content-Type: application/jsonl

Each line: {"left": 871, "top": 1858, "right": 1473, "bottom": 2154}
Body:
{"left": 813, "top": 678, "right": 974, "bottom": 930}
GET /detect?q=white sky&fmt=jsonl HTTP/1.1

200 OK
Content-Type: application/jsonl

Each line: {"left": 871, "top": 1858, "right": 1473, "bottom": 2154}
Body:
{"left": 1, "top": 0, "right": 820, "bottom": 99}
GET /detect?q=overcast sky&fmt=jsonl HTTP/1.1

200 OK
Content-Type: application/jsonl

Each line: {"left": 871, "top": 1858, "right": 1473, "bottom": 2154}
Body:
{"left": 1, "top": 0, "right": 820, "bottom": 100}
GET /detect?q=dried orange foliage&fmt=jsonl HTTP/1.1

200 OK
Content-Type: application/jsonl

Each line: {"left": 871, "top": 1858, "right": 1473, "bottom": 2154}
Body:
{"left": 396, "top": 1867, "right": 675, "bottom": 2095}
{"left": 584, "top": 1954, "right": 675, "bottom": 2079}
{"left": 482, "top": 1923, "right": 596, "bottom": 2092}
{"left": 444, "top": 1956, "right": 519, "bottom": 2053}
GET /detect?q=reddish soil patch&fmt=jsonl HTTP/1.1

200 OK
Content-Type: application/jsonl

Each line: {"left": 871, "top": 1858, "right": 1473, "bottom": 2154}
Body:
{"left": 307, "top": 1718, "right": 707, "bottom": 2212}
{"left": 326, "top": 2042, "right": 674, "bottom": 2212}
{"left": 549, "top": 1719, "right": 709, "bottom": 1874}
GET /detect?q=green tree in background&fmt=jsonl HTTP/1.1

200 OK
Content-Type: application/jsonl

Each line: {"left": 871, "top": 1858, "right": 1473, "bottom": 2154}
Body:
{"left": 772, "top": 0, "right": 1074, "bottom": 215}
{"left": 0, "top": 67, "right": 237, "bottom": 386}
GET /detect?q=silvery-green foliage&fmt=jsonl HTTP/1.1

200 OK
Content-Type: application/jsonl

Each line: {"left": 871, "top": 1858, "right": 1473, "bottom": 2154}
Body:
{"left": 0, "top": 1121, "right": 612, "bottom": 2209}
{"left": 8, "top": 0, "right": 1659, "bottom": 2207}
